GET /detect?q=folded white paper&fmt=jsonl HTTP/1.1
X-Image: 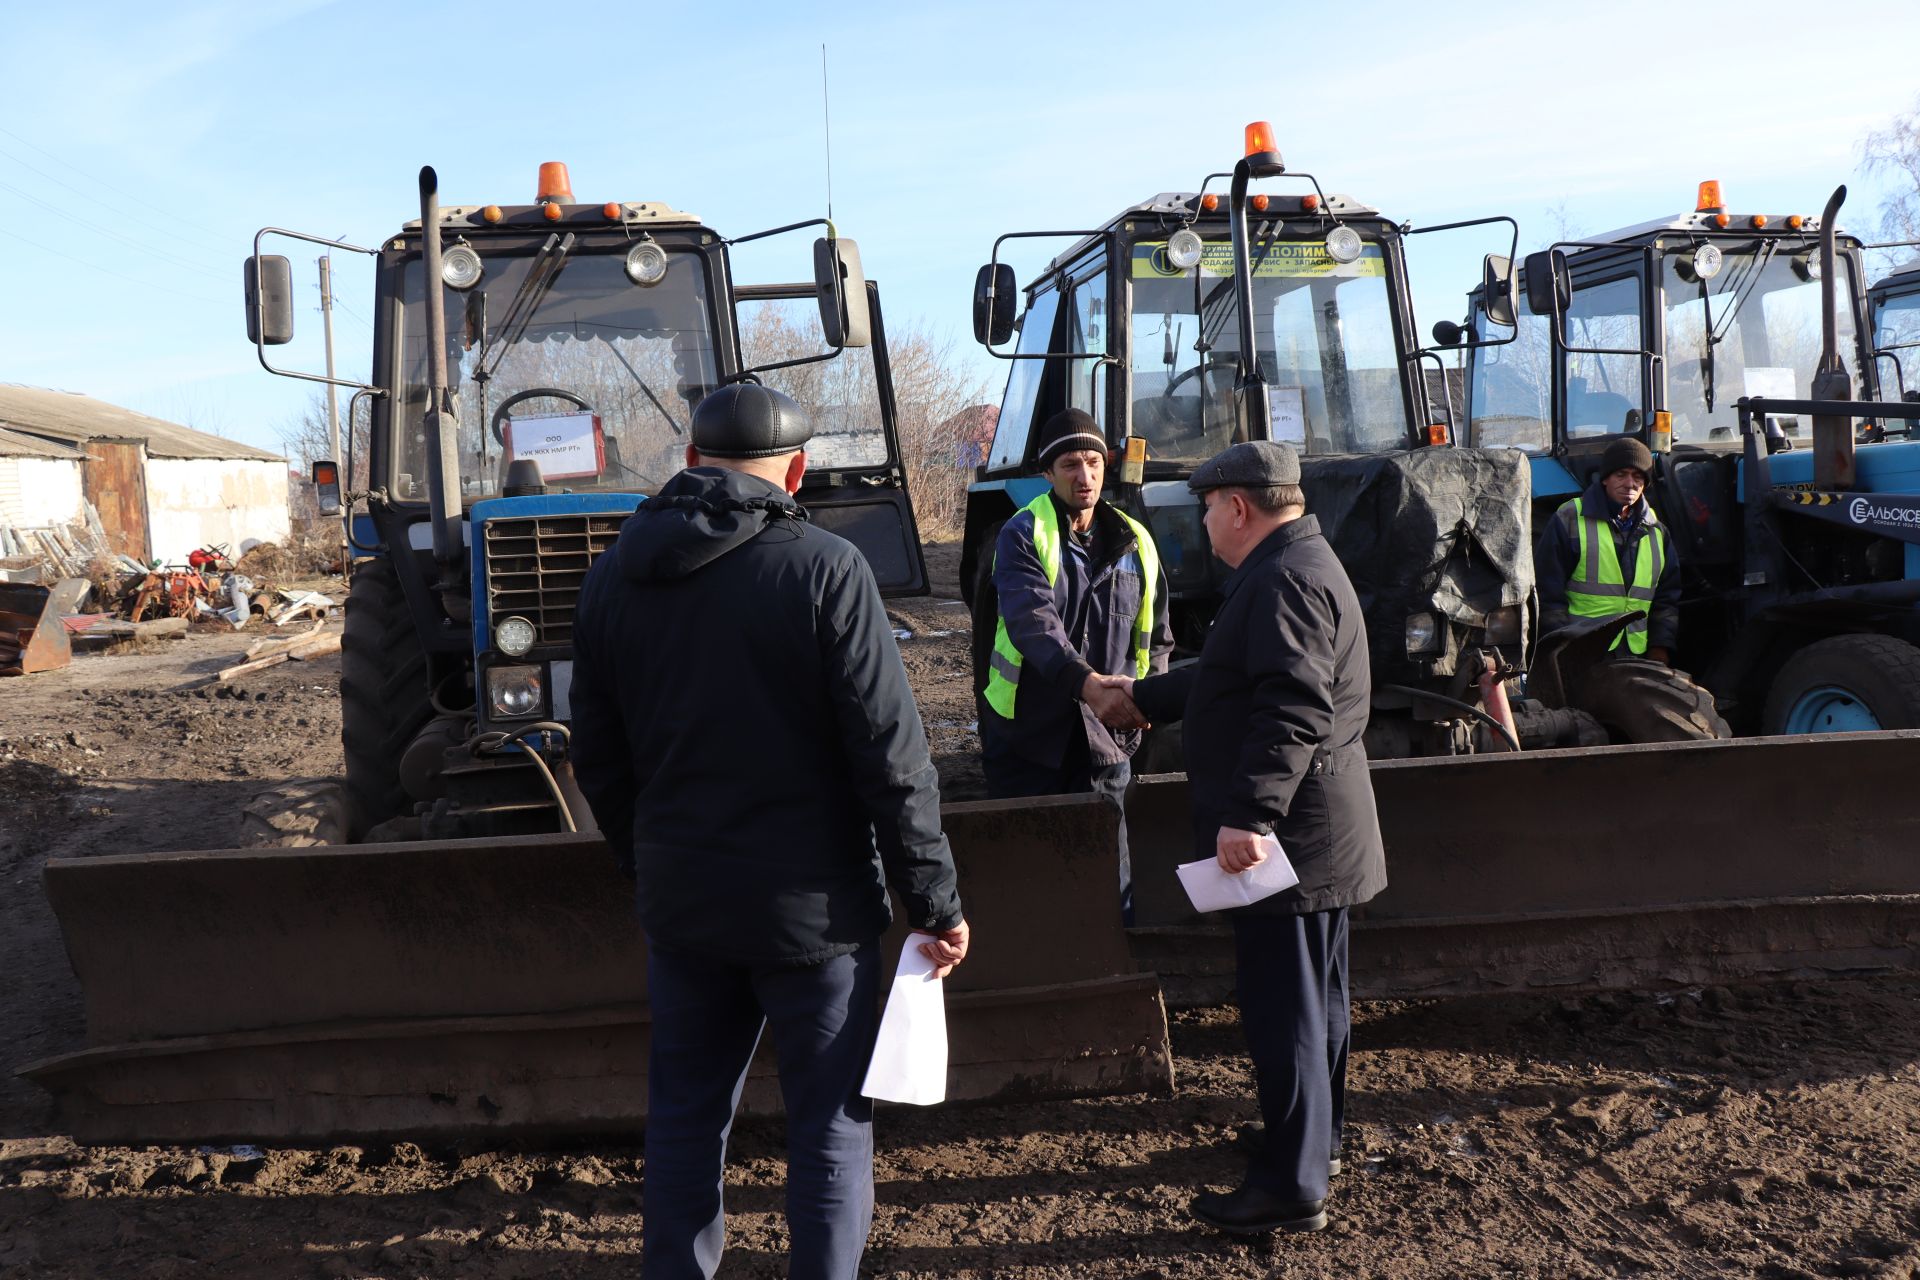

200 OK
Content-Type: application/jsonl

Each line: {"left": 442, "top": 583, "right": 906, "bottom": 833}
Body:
{"left": 861, "top": 935, "right": 949, "bottom": 1105}
{"left": 1176, "top": 835, "right": 1300, "bottom": 913}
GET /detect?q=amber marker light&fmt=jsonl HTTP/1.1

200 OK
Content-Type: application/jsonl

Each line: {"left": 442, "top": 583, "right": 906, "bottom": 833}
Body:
{"left": 1426, "top": 423, "right": 1450, "bottom": 446}
{"left": 1696, "top": 180, "right": 1725, "bottom": 212}
{"left": 543, "top": 203, "right": 563, "bottom": 222}
{"left": 1714, "top": 213, "right": 1731, "bottom": 228}
{"left": 1301, "top": 193, "right": 1321, "bottom": 212}
{"left": 1787, "top": 215, "right": 1806, "bottom": 230}
{"left": 604, "top": 202, "right": 623, "bottom": 220}
{"left": 1251, "top": 193, "right": 1270, "bottom": 212}
{"left": 481, "top": 205, "right": 503, "bottom": 224}
{"left": 313, "top": 461, "right": 339, "bottom": 487}
{"left": 1245, "top": 120, "right": 1278, "bottom": 157}
{"left": 1751, "top": 214, "right": 1769, "bottom": 229}
{"left": 1201, "top": 193, "right": 1219, "bottom": 212}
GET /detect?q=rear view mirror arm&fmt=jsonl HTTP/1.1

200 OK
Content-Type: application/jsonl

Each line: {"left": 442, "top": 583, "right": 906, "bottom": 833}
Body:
{"left": 249, "top": 227, "right": 381, "bottom": 391}
{"left": 1404, "top": 215, "right": 1523, "bottom": 356}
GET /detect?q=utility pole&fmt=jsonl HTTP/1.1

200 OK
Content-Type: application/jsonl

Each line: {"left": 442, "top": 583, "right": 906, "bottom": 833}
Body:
{"left": 318, "top": 254, "right": 349, "bottom": 577}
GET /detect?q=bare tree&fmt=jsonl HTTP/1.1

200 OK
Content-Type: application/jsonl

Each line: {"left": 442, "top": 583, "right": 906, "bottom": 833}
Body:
{"left": 1863, "top": 95, "right": 1920, "bottom": 248}
{"left": 278, "top": 391, "right": 373, "bottom": 490}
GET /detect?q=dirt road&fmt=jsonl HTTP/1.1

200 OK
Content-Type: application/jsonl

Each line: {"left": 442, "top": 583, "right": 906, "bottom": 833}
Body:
{"left": 5, "top": 549, "right": 1920, "bottom": 1278}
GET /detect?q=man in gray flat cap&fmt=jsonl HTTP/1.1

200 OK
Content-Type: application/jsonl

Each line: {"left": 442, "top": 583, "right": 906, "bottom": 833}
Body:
{"left": 1112, "top": 439, "right": 1386, "bottom": 1236}
{"left": 571, "top": 382, "right": 969, "bottom": 1280}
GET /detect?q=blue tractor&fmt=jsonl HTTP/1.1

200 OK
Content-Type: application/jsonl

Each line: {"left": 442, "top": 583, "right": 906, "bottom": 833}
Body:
{"left": 245, "top": 164, "right": 927, "bottom": 839}
{"left": 1458, "top": 182, "right": 1920, "bottom": 733}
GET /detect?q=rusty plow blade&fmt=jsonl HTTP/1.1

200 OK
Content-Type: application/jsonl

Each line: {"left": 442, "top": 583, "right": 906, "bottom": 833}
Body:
{"left": 1129, "top": 731, "right": 1920, "bottom": 1006}
{"left": 0, "top": 578, "right": 89, "bottom": 676}
{"left": 22, "top": 795, "right": 1170, "bottom": 1144}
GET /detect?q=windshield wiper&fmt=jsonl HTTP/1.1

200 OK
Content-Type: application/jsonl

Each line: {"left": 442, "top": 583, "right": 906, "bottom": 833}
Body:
{"left": 479, "top": 232, "right": 576, "bottom": 379}
{"left": 1698, "top": 240, "right": 1778, "bottom": 412}
{"left": 585, "top": 318, "right": 687, "bottom": 436}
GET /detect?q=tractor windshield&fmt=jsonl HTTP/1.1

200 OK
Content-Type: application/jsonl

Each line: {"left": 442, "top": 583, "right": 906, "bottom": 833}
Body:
{"left": 1127, "top": 235, "right": 1406, "bottom": 462}
{"left": 392, "top": 243, "right": 720, "bottom": 502}
{"left": 1662, "top": 242, "right": 1863, "bottom": 448}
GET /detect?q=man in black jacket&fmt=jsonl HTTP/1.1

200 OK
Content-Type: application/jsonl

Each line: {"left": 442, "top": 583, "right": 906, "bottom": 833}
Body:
{"left": 570, "top": 382, "right": 969, "bottom": 1280}
{"left": 1114, "top": 439, "right": 1386, "bottom": 1235}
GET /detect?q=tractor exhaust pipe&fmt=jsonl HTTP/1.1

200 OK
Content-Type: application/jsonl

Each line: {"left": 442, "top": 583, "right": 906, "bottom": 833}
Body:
{"left": 418, "top": 166, "right": 465, "bottom": 568}
{"left": 1227, "top": 125, "right": 1286, "bottom": 443}
{"left": 1811, "top": 184, "right": 1855, "bottom": 491}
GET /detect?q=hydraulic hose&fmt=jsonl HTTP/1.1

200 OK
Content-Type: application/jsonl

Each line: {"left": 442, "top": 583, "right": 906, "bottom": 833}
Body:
{"left": 471, "top": 720, "right": 577, "bottom": 832}
{"left": 1381, "top": 684, "right": 1523, "bottom": 755}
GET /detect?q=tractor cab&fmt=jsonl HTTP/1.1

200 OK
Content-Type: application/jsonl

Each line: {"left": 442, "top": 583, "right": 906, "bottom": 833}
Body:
{"left": 1870, "top": 258, "right": 1920, "bottom": 400}
{"left": 963, "top": 123, "right": 1535, "bottom": 758}
{"left": 245, "top": 163, "right": 924, "bottom": 838}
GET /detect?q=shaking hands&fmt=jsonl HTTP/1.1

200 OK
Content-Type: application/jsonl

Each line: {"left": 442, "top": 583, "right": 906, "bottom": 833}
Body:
{"left": 1081, "top": 672, "right": 1149, "bottom": 731}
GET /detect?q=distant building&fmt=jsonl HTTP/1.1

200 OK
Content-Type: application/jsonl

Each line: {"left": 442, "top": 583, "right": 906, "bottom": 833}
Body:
{"left": 943, "top": 404, "right": 999, "bottom": 470}
{"left": 0, "top": 384, "right": 289, "bottom": 566}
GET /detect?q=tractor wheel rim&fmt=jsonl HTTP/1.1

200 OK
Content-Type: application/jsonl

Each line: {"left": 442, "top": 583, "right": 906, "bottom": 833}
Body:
{"left": 1783, "top": 684, "right": 1883, "bottom": 735}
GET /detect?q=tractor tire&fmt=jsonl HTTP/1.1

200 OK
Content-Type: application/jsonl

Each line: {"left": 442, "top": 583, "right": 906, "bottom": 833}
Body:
{"left": 238, "top": 779, "right": 351, "bottom": 848}
{"left": 340, "top": 558, "right": 434, "bottom": 839}
{"left": 1574, "top": 658, "right": 1731, "bottom": 743}
{"left": 1762, "top": 634, "right": 1920, "bottom": 735}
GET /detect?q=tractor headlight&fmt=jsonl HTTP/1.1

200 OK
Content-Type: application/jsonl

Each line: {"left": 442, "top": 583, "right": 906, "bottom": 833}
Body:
{"left": 1482, "top": 604, "right": 1522, "bottom": 646}
{"left": 1325, "top": 225, "right": 1364, "bottom": 265}
{"left": 625, "top": 240, "right": 669, "bottom": 286}
{"left": 1166, "top": 228, "right": 1205, "bottom": 271}
{"left": 441, "top": 244, "right": 485, "bottom": 291}
{"left": 494, "top": 614, "right": 537, "bottom": 657}
{"left": 1405, "top": 611, "right": 1441, "bottom": 655}
{"left": 487, "top": 665, "right": 544, "bottom": 719}
{"left": 1690, "top": 242, "right": 1723, "bottom": 282}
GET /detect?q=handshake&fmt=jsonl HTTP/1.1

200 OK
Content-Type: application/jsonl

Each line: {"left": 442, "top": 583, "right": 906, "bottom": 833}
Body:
{"left": 1080, "top": 672, "right": 1149, "bottom": 731}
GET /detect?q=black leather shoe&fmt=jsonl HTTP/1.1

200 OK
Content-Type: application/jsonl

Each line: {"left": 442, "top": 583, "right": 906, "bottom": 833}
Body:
{"left": 1233, "top": 1122, "right": 1342, "bottom": 1177}
{"left": 1190, "top": 1184, "right": 1328, "bottom": 1235}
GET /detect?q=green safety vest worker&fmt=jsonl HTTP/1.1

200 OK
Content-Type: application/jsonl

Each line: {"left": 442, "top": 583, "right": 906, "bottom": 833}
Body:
{"left": 983, "top": 492, "right": 1161, "bottom": 719}
{"left": 1563, "top": 494, "right": 1665, "bottom": 655}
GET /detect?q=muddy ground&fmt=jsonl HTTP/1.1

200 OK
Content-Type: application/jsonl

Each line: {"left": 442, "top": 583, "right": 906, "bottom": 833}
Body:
{"left": 5, "top": 545, "right": 1920, "bottom": 1278}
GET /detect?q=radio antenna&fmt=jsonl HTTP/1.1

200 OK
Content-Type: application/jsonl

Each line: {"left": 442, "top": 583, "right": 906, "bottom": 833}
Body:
{"left": 821, "top": 43, "right": 834, "bottom": 220}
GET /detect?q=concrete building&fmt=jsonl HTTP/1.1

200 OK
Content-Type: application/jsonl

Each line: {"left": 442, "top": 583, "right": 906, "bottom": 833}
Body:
{"left": 0, "top": 385, "right": 288, "bottom": 566}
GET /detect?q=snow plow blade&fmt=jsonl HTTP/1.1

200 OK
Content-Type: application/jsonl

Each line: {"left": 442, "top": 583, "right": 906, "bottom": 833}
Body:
{"left": 1129, "top": 730, "right": 1920, "bottom": 1007}
{"left": 23, "top": 794, "right": 1170, "bottom": 1145}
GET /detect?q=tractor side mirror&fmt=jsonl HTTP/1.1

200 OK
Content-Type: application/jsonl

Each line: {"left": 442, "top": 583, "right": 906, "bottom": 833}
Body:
{"left": 1523, "top": 250, "right": 1568, "bottom": 319}
{"left": 1432, "top": 320, "right": 1466, "bottom": 347}
{"left": 312, "top": 460, "right": 342, "bottom": 516}
{"left": 1482, "top": 254, "right": 1518, "bottom": 329}
{"left": 813, "top": 237, "right": 871, "bottom": 349}
{"left": 245, "top": 255, "right": 295, "bottom": 346}
{"left": 973, "top": 263, "right": 1017, "bottom": 347}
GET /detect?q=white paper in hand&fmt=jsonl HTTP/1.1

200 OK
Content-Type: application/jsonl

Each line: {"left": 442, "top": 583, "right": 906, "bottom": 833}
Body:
{"left": 1176, "top": 835, "right": 1300, "bottom": 913}
{"left": 861, "top": 936, "right": 948, "bottom": 1105}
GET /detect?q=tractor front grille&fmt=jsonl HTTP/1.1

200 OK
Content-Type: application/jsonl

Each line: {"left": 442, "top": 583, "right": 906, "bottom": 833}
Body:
{"left": 482, "top": 513, "right": 625, "bottom": 649}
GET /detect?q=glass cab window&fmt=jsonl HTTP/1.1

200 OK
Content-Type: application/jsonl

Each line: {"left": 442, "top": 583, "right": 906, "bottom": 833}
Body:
{"left": 1563, "top": 274, "right": 1645, "bottom": 439}
{"left": 1662, "top": 242, "right": 1861, "bottom": 447}
{"left": 1467, "top": 301, "right": 1553, "bottom": 452}
{"left": 1874, "top": 275, "right": 1920, "bottom": 396}
{"left": 1065, "top": 255, "right": 1109, "bottom": 423}
{"left": 1127, "top": 234, "right": 1405, "bottom": 463}
{"left": 986, "top": 287, "right": 1061, "bottom": 472}
{"left": 736, "top": 292, "right": 890, "bottom": 471}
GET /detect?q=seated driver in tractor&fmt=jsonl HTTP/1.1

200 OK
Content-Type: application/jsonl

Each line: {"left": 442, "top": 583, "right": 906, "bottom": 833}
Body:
{"left": 1534, "top": 437, "right": 1726, "bottom": 742}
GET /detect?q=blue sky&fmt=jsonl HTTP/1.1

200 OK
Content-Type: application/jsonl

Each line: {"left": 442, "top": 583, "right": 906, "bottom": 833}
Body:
{"left": 2, "top": 0, "right": 1917, "bottom": 454}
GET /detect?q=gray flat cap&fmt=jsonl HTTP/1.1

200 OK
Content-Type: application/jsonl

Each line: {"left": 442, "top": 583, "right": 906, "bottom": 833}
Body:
{"left": 1187, "top": 440, "right": 1301, "bottom": 492}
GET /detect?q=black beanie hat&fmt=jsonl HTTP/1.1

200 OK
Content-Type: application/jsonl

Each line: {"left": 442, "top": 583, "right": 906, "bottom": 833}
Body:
{"left": 1600, "top": 437, "right": 1654, "bottom": 478}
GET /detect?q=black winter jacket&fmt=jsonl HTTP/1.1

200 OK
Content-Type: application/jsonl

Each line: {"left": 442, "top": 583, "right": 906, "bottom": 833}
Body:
{"left": 570, "top": 467, "right": 963, "bottom": 966}
{"left": 1132, "top": 516, "right": 1387, "bottom": 916}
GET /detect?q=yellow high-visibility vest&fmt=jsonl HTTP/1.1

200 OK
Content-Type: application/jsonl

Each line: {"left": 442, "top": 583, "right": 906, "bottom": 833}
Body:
{"left": 1564, "top": 495, "right": 1663, "bottom": 655}
{"left": 983, "top": 493, "right": 1159, "bottom": 718}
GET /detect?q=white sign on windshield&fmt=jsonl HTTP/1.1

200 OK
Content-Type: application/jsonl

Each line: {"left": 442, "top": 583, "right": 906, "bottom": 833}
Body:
{"left": 1744, "top": 367, "right": 1797, "bottom": 402}
{"left": 504, "top": 411, "right": 605, "bottom": 481}
{"left": 1269, "top": 386, "right": 1307, "bottom": 444}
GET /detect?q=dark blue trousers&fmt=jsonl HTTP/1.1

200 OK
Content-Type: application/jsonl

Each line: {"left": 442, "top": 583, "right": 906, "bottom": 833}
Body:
{"left": 981, "top": 729, "right": 1133, "bottom": 921}
{"left": 1232, "top": 908, "right": 1351, "bottom": 1202}
{"left": 642, "top": 943, "right": 879, "bottom": 1280}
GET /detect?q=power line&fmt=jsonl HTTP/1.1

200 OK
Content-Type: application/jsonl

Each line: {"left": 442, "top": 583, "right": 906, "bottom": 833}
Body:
{"left": 0, "top": 225, "right": 225, "bottom": 305}
{"left": 0, "top": 177, "right": 230, "bottom": 280}
{"left": 0, "top": 126, "right": 235, "bottom": 255}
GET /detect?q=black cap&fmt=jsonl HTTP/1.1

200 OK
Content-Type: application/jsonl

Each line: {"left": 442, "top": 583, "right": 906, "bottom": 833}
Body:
{"left": 1186, "top": 440, "right": 1302, "bottom": 493}
{"left": 1036, "top": 408, "right": 1108, "bottom": 469}
{"left": 1600, "top": 437, "right": 1655, "bottom": 479}
{"left": 690, "top": 383, "right": 813, "bottom": 459}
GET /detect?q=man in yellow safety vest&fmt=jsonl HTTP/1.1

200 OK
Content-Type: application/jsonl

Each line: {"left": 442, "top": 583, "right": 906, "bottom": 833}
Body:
{"left": 975, "top": 409, "right": 1173, "bottom": 918}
